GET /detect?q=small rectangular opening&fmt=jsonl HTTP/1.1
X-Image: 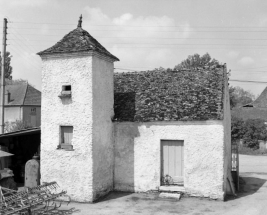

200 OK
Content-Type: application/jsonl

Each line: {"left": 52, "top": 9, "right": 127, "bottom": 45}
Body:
{"left": 30, "top": 108, "right": 36, "bottom": 116}
{"left": 62, "top": 85, "right": 71, "bottom": 91}
{"left": 60, "top": 126, "right": 73, "bottom": 145}
{"left": 161, "top": 140, "right": 184, "bottom": 186}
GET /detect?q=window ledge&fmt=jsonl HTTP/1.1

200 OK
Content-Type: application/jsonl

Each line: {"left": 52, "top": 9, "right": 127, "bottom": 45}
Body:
{"left": 58, "top": 91, "right": 71, "bottom": 98}
{"left": 57, "top": 144, "right": 74, "bottom": 150}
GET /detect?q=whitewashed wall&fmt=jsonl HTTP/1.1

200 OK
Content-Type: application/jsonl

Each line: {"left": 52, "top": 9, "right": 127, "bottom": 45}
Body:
{"left": 114, "top": 121, "right": 226, "bottom": 200}
{"left": 40, "top": 52, "right": 115, "bottom": 202}
{"left": 40, "top": 53, "right": 94, "bottom": 202}
{"left": 92, "top": 55, "right": 114, "bottom": 200}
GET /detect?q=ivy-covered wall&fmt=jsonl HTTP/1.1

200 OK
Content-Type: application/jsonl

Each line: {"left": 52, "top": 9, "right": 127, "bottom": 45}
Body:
{"left": 114, "top": 67, "right": 225, "bottom": 122}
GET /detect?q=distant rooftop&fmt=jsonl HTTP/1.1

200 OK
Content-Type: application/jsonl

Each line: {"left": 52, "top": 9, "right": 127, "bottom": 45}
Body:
{"left": 248, "top": 86, "right": 267, "bottom": 108}
{"left": 5, "top": 84, "right": 41, "bottom": 106}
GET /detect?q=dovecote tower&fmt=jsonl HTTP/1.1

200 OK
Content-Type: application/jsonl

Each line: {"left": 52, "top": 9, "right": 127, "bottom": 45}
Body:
{"left": 37, "top": 15, "right": 119, "bottom": 202}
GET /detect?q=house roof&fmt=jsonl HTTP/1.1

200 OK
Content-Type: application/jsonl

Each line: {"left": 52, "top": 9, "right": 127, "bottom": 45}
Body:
{"left": 235, "top": 86, "right": 267, "bottom": 121}
{"left": 24, "top": 85, "right": 41, "bottom": 105}
{"left": 37, "top": 18, "right": 119, "bottom": 61}
{"left": 5, "top": 84, "right": 41, "bottom": 106}
{"left": 114, "top": 66, "right": 227, "bottom": 122}
{"left": 248, "top": 86, "right": 267, "bottom": 108}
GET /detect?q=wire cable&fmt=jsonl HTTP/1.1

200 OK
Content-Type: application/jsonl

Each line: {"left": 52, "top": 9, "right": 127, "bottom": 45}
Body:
{"left": 9, "top": 22, "right": 267, "bottom": 29}
{"left": 229, "top": 79, "right": 267, "bottom": 84}
{"left": 7, "top": 28, "right": 267, "bottom": 33}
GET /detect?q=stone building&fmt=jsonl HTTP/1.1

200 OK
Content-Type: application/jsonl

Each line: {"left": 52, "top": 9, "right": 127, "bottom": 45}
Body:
{"left": 38, "top": 16, "right": 231, "bottom": 202}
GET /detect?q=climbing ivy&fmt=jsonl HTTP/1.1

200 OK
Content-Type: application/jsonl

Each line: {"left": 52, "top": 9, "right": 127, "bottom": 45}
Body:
{"left": 114, "top": 67, "right": 225, "bottom": 122}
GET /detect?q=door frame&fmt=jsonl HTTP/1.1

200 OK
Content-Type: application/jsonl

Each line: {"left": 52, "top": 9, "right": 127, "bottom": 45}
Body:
{"left": 160, "top": 139, "right": 184, "bottom": 186}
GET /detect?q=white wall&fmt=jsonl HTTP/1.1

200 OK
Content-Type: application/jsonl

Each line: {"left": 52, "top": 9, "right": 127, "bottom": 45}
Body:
{"left": 92, "top": 55, "right": 114, "bottom": 200}
{"left": 40, "top": 53, "right": 94, "bottom": 202}
{"left": 4, "top": 106, "right": 21, "bottom": 122}
{"left": 114, "top": 121, "right": 226, "bottom": 200}
{"left": 22, "top": 106, "right": 41, "bottom": 127}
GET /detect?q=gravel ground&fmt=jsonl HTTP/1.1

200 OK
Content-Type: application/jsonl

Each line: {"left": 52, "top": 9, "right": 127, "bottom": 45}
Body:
{"left": 56, "top": 154, "right": 267, "bottom": 215}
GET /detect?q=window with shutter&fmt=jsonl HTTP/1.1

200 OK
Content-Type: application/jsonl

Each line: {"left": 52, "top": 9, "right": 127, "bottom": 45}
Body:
{"left": 58, "top": 126, "right": 73, "bottom": 150}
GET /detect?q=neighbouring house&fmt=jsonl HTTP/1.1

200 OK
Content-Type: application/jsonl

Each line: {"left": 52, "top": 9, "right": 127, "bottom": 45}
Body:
{"left": 113, "top": 68, "right": 232, "bottom": 200}
{"left": 231, "top": 86, "right": 267, "bottom": 121}
{"left": 4, "top": 84, "right": 41, "bottom": 130}
{"left": 37, "top": 16, "right": 231, "bottom": 202}
{"left": 231, "top": 87, "right": 267, "bottom": 150}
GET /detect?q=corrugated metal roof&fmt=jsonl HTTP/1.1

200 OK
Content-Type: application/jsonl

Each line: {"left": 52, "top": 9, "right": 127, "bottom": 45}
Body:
{"left": 0, "top": 127, "right": 40, "bottom": 138}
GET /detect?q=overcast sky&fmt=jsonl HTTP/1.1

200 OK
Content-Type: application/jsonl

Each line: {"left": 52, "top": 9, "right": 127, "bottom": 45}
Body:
{"left": 0, "top": 0, "right": 267, "bottom": 96}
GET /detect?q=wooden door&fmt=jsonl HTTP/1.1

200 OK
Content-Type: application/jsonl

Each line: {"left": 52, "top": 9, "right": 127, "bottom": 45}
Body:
{"left": 161, "top": 140, "right": 184, "bottom": 185}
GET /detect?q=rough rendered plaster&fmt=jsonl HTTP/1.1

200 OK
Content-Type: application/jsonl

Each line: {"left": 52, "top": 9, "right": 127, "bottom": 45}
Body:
{"left": 40, "top": 54, "right": 94, "bottom": 202}
{"left": 114, "top": 121, "right": 226, "bottom": 200}
{"left": 40, "top": 53, "right": 115, "bottom": 202}
{"left": 92, "top": 56, "right": 114, "bottom": 200}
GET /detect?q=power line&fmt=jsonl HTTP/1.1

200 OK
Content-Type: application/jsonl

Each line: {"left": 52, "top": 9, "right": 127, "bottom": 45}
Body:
{"left": 10, "top": 21, "right": 76, "bottom": 26}
{"left": 7, "top": 28, "right": 267, "bottom": 33}
{"left": 7, "top": 45, "right": 267, "bottom": 50}
{"left": 229, "top": 79, "right": 267, "bottom": 84}
{"left": 7, "top": 42, "right": 267, "bottom": 47}
{"left": 115, "top": 67, "right": 154, "bottom": 71}
{"left": 8, "top": 46, "right": 40, "bottom": 72}
{"left": 232, "top": 66, "right": 267, "bottom": 71}
{"left": 8, "top": 33, "right": 39, "bottom": 54}
{"left": 89, "top": 46, "right": 267, "bottom": 49}
{"left": 232, "top": 70, "right": 267, "bottom": 73}
{"left": 7, "top": 30, "right": 42, "bottom": 71}
{"left": 9, "top": 22, "right": 267, "bottom": 29}
{"left": 6, "top": 37, "right": 267, "bottom": 41}
{"left": 115, "top": 68, "right": 267, "bottom": 84}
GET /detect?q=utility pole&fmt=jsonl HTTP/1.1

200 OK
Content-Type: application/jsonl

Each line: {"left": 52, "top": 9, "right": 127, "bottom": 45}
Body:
{"left": 0, "top": 18, "right": 7, "bottom": 134}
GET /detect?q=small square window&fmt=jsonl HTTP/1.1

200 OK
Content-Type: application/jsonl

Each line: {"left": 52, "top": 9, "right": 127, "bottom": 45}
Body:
{"left": 59, "top": 85, "right": 72, "bottom": 98}
{"left": 58, "top": 126, "right": 73, "bottom": 150}
{"left": 62, "top": 85, "right": 71, "bottom": 91}
{"left": 30, "top": 108, "right": 36, "bottom": 116}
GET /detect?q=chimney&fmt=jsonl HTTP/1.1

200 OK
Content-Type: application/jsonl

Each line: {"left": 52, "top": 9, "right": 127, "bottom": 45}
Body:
{"left": 5, "top": 91, "right": 10, "bottom": 104}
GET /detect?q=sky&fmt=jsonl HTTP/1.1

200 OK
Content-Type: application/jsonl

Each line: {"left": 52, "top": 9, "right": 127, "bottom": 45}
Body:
{"left": 0, "top": 0, "right": 267, "bottom": 97}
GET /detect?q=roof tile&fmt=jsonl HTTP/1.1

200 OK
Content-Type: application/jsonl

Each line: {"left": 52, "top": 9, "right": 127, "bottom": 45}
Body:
{"left": 5, "top": 84, "right": 41, "bottom": 106}
{"left": 37, "top": 27, "right": 119, "bottom": 61}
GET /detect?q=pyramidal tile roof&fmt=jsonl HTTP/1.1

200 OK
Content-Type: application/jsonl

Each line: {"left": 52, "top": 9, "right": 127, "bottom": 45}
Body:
{"left": 37, "top": 15, "right": 119, "bottom": 61}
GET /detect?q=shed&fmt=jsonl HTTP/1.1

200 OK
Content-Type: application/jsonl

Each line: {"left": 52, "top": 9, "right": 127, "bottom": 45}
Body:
{"left": 113, "top": 67, "right": 231, "bottom": 200}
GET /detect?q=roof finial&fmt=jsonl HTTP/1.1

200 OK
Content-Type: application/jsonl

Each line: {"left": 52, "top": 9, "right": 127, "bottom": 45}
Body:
{"left": 78, "top": 14, "right": 82, "bottom": 28}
